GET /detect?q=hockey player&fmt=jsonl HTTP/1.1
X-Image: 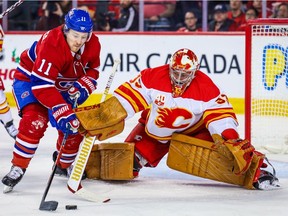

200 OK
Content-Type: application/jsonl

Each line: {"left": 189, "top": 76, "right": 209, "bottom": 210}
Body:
{"left": 76, "top": 48, "right": 279, "bottom": 190}
{"left": 0, "top": 24, "right": 18, "bottom": 139}
{"left": 2, "top": 8, "right": 101, "bottom": 193}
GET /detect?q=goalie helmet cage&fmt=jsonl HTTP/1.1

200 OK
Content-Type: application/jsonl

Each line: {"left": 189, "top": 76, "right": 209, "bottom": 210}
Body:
{"left": 245, "top": 18, "right": 288, "bottom": 154}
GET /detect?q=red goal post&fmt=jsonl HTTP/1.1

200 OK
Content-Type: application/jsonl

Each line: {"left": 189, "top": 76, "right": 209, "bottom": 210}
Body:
{"left": 245, "top": 18, "right": 288, "bottom": 154}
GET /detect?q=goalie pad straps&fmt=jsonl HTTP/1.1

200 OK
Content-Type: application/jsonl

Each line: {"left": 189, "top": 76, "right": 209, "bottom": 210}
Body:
{"left": 85, "top": 142, "right": 135, "bottom": 180}
{"left": 167, "top": 133, "right": 263, "bottom": 189}
{"left": 212, "top": 134, "right": 254, "bottom": 175}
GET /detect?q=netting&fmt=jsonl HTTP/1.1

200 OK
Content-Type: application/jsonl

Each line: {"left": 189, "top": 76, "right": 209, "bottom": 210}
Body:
{"left": 250, "top": 23, "right": 288, "bottom": 153}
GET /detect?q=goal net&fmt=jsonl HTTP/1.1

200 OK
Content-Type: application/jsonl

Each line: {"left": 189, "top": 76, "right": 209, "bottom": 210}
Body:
{"left": 245, "top": 19, "right": 288, "bottom": 154}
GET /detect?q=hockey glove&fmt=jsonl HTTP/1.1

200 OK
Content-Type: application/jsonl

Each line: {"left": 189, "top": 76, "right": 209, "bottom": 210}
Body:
{"left": 52, "top": 104, "right": 80, "bottom": 134}
{"left": 224, "top": 138, "right": 255, "bottom": 175}
{"left": 66, "top": 75, "right": 97, "bottom": 105}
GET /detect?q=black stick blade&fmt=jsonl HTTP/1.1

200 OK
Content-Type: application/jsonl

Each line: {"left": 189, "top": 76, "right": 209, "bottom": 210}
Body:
{"left": 39, "top": 201, "right": 58, "bottom": 211}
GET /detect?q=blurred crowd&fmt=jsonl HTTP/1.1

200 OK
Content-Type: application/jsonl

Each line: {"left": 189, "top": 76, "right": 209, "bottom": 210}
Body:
{"left": 1, "top": 0, "right": 288, "bottom": 32}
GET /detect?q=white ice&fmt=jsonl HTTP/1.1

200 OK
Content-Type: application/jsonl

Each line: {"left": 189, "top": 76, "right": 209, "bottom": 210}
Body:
{"left": 1, "top": 108, "right": 288, "bottom": 216}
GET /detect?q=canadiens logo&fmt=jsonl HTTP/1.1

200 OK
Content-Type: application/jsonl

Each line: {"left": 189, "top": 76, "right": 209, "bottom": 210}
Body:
{"left": 21, "top": 91, "right": 30, "bottom": 98}
{"left": 154, "top": 95, "right": 165, "bottom": 106}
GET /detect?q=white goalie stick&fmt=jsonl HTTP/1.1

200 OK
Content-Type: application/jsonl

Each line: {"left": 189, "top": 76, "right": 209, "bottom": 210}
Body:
{"left": 0, "top": 0, "right": 24, "bottom": 19}
{"left": 67, "top": 59, "right": 121, "bottom": 202}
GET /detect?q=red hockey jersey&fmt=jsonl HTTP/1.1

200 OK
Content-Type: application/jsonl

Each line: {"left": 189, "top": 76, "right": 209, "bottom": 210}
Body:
{"left": 15, "top": 25, "right": 101, "bottom": 109}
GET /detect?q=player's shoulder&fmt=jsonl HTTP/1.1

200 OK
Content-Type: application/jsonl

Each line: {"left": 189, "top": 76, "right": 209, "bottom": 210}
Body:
{"left": 142, "top": 64, "right": 169, "bottom": 76}
{"left": 194, "top": 70, "right": 215, "bottom": 84}
{"left": 39, "top": 26, "right": 66, "bottom": 49}
{"left": 90, "top": 32, "right": 100, "bottom": 43}
{"left": 84, "top": 33, "right": 101, "bottom": 55}
{"left": 141, "top": 64, "right": 170, "bottom": 89}
{"left": 187, "top": 70, "right": 220, "bottom": 100}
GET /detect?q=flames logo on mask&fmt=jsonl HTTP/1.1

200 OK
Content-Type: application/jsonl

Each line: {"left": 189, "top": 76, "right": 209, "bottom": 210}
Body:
{"left": 171, "top": 49, "right": 198, "bottom": 71}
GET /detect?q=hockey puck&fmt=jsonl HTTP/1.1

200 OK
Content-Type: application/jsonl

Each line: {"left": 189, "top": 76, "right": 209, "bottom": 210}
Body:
{"left": 65, "top": 205, "right": 77, "bottom": 210}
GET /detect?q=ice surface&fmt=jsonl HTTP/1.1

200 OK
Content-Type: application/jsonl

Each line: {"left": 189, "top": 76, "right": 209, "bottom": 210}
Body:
{"left": 0, "top": 109, "right": 288, "bottom": 216}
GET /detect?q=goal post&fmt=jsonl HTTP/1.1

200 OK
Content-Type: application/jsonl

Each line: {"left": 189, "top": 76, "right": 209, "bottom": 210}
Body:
{"left": 245, "top": 19, "right": 288, "bottom": 154}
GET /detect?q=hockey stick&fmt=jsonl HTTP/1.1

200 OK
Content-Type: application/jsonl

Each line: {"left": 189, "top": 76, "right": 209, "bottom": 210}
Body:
{"left": 67, "top": 59, "right": 121, "bottom": 202}
{"left": 39, "top": 98, "right": 79, "bottom": 211}
{"left": 0, "top": 0, "right": 24, "bottom": 19}
{"left": 39, "top": 131, "right": 69, "bottom": 211}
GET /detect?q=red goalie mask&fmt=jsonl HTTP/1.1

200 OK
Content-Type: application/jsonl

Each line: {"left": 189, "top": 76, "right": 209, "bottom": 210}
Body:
{"left": 169, "top": 48, "right": 199, "bottom": 97}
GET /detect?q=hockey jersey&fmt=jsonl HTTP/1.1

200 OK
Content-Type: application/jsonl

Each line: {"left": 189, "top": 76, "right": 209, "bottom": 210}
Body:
{"left": 113, "top": 64, "right": 238, "bottom": 141}
{"left": 14, "top": 25, "right": 101, "bottom": 109}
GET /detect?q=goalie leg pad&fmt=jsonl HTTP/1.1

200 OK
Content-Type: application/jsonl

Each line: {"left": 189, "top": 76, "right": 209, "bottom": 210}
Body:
{"left": 167, "top": 133, "right": 264, "bottom": 189}
{"left": 85, "top": 144, "right": 101, "bottom": 179}
{"left": 85, "top": 142, "right": 135, "bottom": 180}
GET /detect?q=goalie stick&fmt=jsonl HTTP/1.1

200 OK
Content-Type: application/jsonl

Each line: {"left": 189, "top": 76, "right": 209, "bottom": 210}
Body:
{"left": 0, "top": 0, "right": 24, "bottom": 19}
{"left": 67, "top": 59, "right": 121, "bottom": 202}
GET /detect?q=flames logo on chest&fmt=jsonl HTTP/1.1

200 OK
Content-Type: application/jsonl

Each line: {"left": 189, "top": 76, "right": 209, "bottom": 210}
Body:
{"left": 155, "top": 107, "right": 192, "bottom": 129}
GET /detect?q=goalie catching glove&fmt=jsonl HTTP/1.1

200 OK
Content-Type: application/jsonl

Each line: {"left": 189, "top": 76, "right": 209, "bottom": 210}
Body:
{"left": 64, "top": 75, "right": 97, "bottom": 105}
{"left": 212, "top": 132, "right": 254, "bottom": 175}
{"left": 52, "top": 103, "right": 80, "bottom": 134}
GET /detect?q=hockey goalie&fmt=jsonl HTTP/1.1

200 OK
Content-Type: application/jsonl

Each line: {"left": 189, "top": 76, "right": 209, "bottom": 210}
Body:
{"left": 75, "top": 48, "right": 280, "bottom": 190}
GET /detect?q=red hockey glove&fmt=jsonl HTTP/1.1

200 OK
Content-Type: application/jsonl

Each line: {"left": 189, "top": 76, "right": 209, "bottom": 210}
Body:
{"left": 52, "top": 104, "right": 80, "bottom": 134}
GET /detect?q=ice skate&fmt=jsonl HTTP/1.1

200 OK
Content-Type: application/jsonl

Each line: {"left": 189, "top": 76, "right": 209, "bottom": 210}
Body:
{"left": 52, "top": 151, "right": 69, "bottom": 177}
{"left": 2, "top": 166, "right": 26, "bottom": 193}
{"left": 253, "top": 170, "right": 280, "bottom": 190}
{"left": 52, "top": 151, "right": 86, "bottom": 179}
{"left": 1, "top": 120, "right": 18, "bottom": 139}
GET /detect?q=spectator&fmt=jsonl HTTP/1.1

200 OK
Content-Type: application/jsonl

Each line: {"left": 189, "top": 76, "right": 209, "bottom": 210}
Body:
{"left": 35, "top": 0, "right": 72, "bottom": 30}
{"left": 93, "top": 0, "right": 110, "bottom": 31}
{"left": 177, "top": 11, "right": 202, "bottom": 32}
{"left": 77, "top": 0, "right": 97, "bottom": 20}
{"left": 173, "top": 0, "right": 202, "bottom": 30}
{"left": 208, "top": 4, "right": 238, "bottom": 32}
{"left": 7, "top": 1, "right": 40, "bottom": 30}
{"left": 274, "top": 2, "right": 288, "bottom": 18}
{"left": 248, "top": 0, "right": 273, "bottom": 18}
{"left": 143, "top": 0, "right": 176, "bottom": 31}
{"left": 102, "top": 0, "right": 139, "bottom": 32}
{"left": 237, "top": 7, "right": 258, "bottom": 31}
{"left": 227, "top": 0, "right": 246, "bottom": 28}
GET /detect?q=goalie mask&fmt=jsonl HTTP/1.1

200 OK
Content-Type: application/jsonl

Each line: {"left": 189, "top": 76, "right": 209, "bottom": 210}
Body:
{"left": 169, "top": 48, "right": 199, "bottom": 97}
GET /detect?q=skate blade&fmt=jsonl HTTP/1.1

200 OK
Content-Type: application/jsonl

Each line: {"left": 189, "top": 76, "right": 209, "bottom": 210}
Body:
{"left": 3, "top": 185, "right": 13, "bottom": 193}
{"left": 258, "top": 179, "right": 280, "bottom": 190}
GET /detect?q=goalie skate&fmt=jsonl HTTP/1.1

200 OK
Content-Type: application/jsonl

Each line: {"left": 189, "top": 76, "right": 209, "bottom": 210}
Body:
{"left": 253, "top": 170, "right": 280, "bottom": 190}
{"left": 2, "top": 166, "right": 26, "bottom": 193}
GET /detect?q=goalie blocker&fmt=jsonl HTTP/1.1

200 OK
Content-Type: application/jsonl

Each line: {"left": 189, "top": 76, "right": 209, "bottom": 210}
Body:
{"left": 73, "top": 96, "right": 127, "bottom": 140}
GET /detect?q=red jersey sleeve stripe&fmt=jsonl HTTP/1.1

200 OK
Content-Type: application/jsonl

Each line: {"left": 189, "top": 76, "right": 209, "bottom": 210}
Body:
{"left": 115, "top": 82, "right": 149, "bottom": 112}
